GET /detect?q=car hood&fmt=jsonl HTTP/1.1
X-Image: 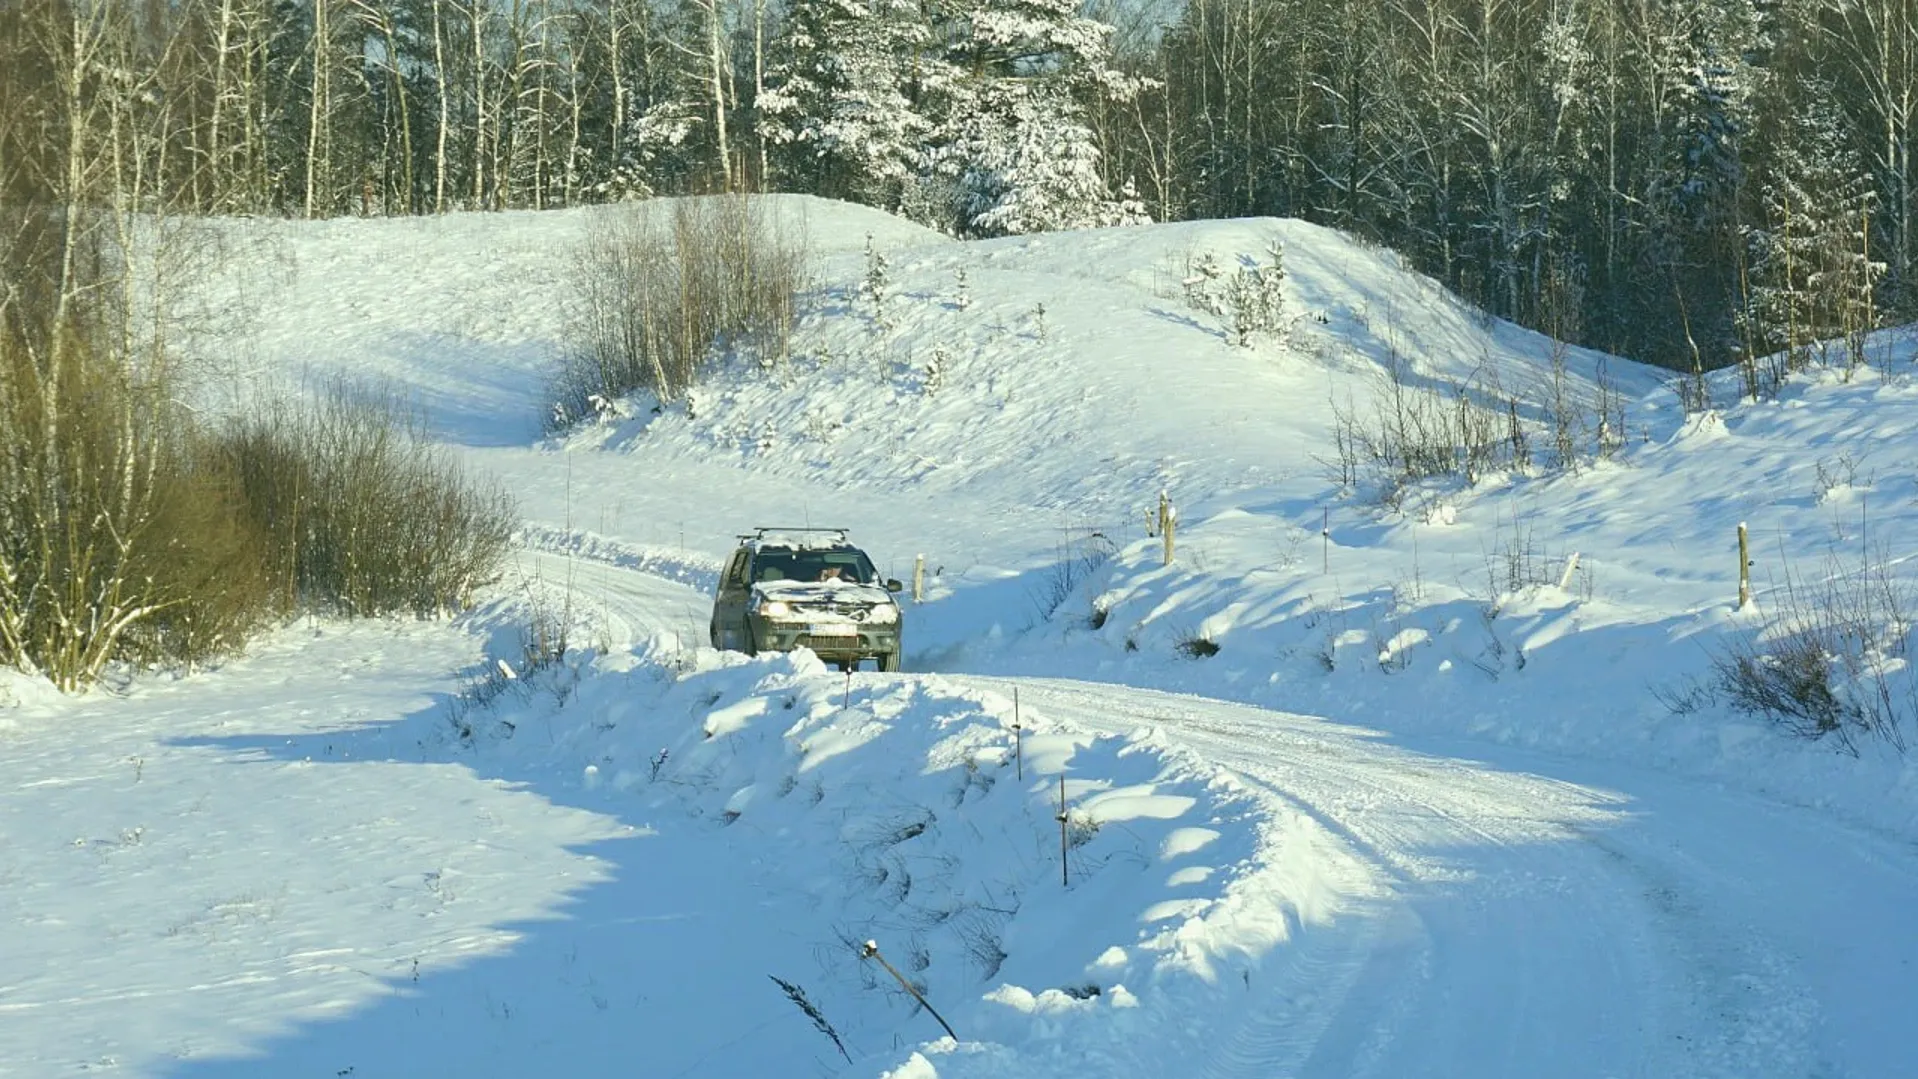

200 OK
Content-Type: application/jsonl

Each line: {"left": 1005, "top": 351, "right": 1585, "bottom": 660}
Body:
{"left": 752, "top": 580, "right": 894, "bottom": 607}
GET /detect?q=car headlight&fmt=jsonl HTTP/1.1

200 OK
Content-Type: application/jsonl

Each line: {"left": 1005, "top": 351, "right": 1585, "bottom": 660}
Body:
{"left": 864, "top": 604, "right": 899, "bottom": 625}
{"left": 757, "top": 600, "right": 792, "bottom": 618}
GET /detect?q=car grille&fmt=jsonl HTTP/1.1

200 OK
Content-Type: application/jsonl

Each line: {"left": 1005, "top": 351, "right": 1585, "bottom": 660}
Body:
{"left": 801, "top": 603, "right": 874, "bottom": 620}
{"left": 800, "top": 635, "right": 862, "bottom": 650}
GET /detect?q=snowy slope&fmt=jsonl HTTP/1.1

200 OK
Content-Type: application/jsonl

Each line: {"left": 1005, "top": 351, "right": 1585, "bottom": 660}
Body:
{"left": 5, "top": 197, "right": 1918, "bottom": 1078}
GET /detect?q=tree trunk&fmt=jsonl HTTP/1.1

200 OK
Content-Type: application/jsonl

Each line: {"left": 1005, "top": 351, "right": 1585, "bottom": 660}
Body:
{"left": 432, "top": 0, "right": 449, "bottom": 212}
{"left": 706, "top": 0, "right": 731, "bottom": 189}
{"left": 305, "top": 0, "right": 330, "bottom": 217}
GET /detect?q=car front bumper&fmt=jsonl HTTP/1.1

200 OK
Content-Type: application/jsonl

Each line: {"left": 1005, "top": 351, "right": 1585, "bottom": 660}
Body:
{"left": 749, "top": 617, "right": 899, "bottom": 661}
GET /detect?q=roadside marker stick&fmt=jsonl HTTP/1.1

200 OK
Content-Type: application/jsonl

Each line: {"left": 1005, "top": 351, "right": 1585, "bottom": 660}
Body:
{"left": 1057, "top": 775, "right": 1069, "bottom": 887}
{"left": 862, "top": 941, "right": 958, "bottom": 1042}
{"left": 1013, "top": 687, "right": 1023, "bottom": 781}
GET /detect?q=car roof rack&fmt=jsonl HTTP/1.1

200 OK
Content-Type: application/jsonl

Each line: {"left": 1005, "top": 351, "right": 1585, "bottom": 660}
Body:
{"left": 739, "top": 525, "right": 852, "bottom": 547}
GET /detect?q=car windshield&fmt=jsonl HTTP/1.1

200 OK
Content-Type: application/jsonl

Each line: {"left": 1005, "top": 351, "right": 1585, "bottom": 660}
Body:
{"left": 752, "top": 549, "right": 878, "bottom": 585}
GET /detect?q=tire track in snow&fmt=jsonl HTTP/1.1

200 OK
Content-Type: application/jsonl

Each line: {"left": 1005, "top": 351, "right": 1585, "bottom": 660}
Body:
{"left": 962, "top": 678, "right": 1813, "bottom": 1079}
{"left": 503, "top": 527, "right": 719, "bottom": 653}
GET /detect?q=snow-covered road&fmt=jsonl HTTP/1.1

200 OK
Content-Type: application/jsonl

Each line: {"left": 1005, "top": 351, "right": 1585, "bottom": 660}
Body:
{"left": 947, "top": 677, "right": 1918, "bottom": 1079}
{"left": 507, "top": 526, "right": 1918, "bottom": 1079}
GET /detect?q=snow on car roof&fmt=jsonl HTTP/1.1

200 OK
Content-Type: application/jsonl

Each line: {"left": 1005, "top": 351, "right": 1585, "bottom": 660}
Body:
{"left": 738, "top": 527, "right": 856, "bottom": 551}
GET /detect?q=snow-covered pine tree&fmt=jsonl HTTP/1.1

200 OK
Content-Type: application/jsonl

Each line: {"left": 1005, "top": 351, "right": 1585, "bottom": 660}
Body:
{"left": 1746, "top": 72, "right": 1883, "bottom": 374}
{"left": 920, "top": 0, "right": 1150, "bottom": 237}
{"left": 758, "top": 0, "right": 932, "bottom": 208}
{"left": 944, "top": 84, "right": 1148, "bottom": 236}
{"left": 1636, "top": 0, "right": 1761, "bottom": 371}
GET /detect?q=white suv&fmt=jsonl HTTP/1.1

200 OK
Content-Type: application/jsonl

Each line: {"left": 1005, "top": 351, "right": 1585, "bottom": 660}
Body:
{"left": 709, "top": 527, "right": 904, "bottom": 671}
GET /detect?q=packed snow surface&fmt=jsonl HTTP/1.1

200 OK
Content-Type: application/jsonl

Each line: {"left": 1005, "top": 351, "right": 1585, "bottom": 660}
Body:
{"left": 5, "top": 196, "right": 1918, "bottom": 1078}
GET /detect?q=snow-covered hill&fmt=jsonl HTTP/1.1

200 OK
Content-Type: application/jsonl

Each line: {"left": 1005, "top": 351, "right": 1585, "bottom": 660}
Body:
{"left": 4, "top": 197, "right": 1917, "bottom": 1079}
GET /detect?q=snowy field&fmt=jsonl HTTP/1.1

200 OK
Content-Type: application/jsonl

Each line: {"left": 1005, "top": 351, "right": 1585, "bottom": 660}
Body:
{"left": 5, "top": 197, "right": 1918, "bottom": 1078}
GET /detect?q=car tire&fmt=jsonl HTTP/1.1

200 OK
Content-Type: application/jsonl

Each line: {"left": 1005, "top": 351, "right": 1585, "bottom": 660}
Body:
{"left": 744, "top": 623, "right": 760, "bottom": 657}
{"left": 878, "top": 651, "right": 901, "bottom": 673}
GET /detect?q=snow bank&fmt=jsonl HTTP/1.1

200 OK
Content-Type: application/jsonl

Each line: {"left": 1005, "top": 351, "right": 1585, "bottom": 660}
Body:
{"left": 443, "top": 639, "right": 1361, "bottom": 1077}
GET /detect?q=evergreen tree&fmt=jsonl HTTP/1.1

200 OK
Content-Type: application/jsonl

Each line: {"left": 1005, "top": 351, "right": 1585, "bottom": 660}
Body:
{"left": 921, "top": 0, "right": 1149, "bottom": 236}
{"left": 943, "top": 83, "right": 1147, "bottom": 235}
{"left": 1747, "top": 73, "right": 1883, "bottom": 366}
{"left": 758, "top": 0, "right": 932, "bottom": 208}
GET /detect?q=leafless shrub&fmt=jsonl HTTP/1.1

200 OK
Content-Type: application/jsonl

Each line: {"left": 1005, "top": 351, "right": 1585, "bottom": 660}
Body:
{"left": 1373, "top": 621, "right": 1415, "bottom": 674}
{"left": 442, "top": 597, "right": 574, "bottom": 741}
{"left": 1322, "top": 352, "right": 1518, "bottom": 506}
{"left": 852, "top": 809, "right": 933, "bottom": 850}
{"left": 1483, "top": 516, "right": 1556, "bottom": 595}
{"left": 1030, "top": 528, "right": 1114, "bottom": 622}
{"left": 953, "top": 908, "right": 1010, "bottom": 980}
{"left": 552, "top": 195, "right": 810, "bottom": 423}
{"left": 1314, "top": 637, "right": 1337, "bottom": 672}
{"left": 1592, "top": 361, "right": 1629, "bottom": 459}
{"left": 1324, "top": 347, "right": 1627, "bottom": 506}
{"left": 1650, "top": 675, "right": 1718, "bottom": 716}
{"left": 215, "top": 382, "right": 514, "bottom": 617}
{"left": 1470, "top": 606, "right": 1508, "bottom": 680}
{"left": 1814, "top": 452, "right": 1866, "bottom": 500}
{"left": 1063, "top": 809, "right": 1102, "bottom": 849}
{"left": 1712, "top": 549, "right": 1916, "bottom": 754}
{"left": 1175, "top": 630, "right": 1220, "bottom": 658}
{"left": 1673, "top": 370, "right": 1713, "bottom": 414}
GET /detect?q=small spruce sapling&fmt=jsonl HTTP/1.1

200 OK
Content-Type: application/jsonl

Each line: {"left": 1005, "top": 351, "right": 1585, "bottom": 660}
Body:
{"left": 862, "top": 234, "right": 891, "bottom": 329}
{"left": 1227, "top": 239, "right": 1286, "bottom": 346}
{"left": 1183, "top": 251, "right": 1226, "bottom": 315}
{"left": 924, "top": 347, "right": 948, "bottom": 396}
{"left": 954, "top": 266, "right": 972, "bottom": 311}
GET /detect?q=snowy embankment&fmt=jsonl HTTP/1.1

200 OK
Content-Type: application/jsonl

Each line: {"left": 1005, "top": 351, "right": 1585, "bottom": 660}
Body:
{"left": 5, "top": 195, "right": 1918, "bottom": 1078}
{"left": 435, "top": 640, "right": 1364, "bottom": 1079}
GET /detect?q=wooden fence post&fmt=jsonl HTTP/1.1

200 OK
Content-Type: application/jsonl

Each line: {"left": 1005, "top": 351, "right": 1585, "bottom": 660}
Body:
{"left": 1159, "top": 491, "right": 1175, "bottom": 567}
{"left": 1737, "top": 522, "right": 1752, "bottom": 610}
{"left": 1557, "top": 551, "right": 1581, "bottom": 591}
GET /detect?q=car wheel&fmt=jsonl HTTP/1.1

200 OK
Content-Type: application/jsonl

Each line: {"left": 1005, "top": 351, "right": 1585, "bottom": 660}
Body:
{"left": 878, "top": 651, "right": 900, "bottom": 673}
{"left": 744, "top": 623, "right": 760, "bottom": 657}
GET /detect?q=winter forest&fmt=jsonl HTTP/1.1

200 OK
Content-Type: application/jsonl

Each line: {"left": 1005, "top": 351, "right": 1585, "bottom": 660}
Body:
{"left": 1, "top": 0, "right": 1913, "bottom": 374}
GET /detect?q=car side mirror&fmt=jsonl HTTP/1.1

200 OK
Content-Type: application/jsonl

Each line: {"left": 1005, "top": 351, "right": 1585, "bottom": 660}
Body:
{"left": 885, "top": 578, "right": 904, "bottom": 593}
